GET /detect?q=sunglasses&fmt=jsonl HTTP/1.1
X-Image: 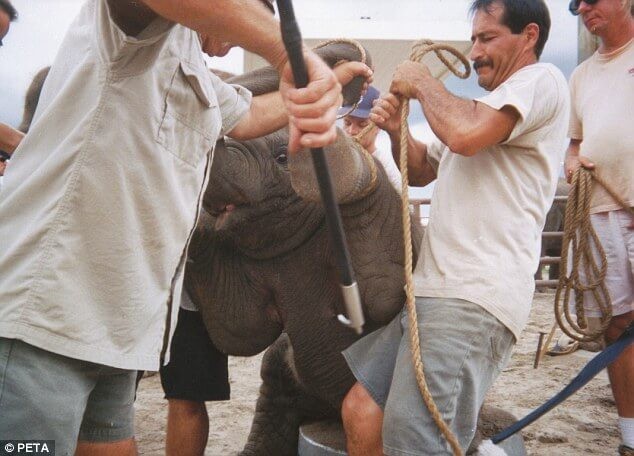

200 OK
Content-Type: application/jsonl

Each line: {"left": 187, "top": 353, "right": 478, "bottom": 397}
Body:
{"left": 568, "top": 0, "right": 600, "bottom": 15}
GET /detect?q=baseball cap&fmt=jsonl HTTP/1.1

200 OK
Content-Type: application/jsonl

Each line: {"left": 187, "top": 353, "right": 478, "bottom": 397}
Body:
{"left": 338, "top": 85, "right": 380, "bottom": 119}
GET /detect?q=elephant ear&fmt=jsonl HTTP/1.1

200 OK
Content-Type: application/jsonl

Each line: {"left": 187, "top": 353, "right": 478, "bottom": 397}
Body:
{"left": 225, "top": 41, "right": 372, "bottom": 106}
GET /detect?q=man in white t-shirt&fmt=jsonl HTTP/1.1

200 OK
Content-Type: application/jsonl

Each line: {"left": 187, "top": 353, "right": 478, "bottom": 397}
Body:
{"left": 565, "top": 1, "right": 634, "bottom": 454}
{"left": 339, "top": 85, "right": 402, "bottom": 193}
{"left": 340, "top": 0, "right": 570, "bottom": 454}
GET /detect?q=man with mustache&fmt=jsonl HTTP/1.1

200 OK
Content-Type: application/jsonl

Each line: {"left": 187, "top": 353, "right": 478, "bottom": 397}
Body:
{"left": 564, "top": 0, "right": 634, "bottom": 454}
{"left": 340, "top": 0, "right": 570, "bottom": 454}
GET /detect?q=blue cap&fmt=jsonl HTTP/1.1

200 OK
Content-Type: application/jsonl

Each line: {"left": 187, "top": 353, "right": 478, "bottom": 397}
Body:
{"left": 338, "top": 85, "right": 380, "bottom": 119}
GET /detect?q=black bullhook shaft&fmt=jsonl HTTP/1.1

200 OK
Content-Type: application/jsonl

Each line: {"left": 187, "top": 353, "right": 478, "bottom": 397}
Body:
{"left": 277, "top": 0, "right": 364, "bottom": 334}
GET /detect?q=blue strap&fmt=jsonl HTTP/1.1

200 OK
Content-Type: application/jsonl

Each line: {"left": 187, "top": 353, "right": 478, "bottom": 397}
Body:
{"left": 492, "top": 324, "right": 634, "bottom": 444}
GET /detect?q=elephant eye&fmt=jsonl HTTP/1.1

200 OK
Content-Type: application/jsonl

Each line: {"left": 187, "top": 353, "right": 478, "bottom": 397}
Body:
{"left": 275, "top": 154, "right": 288, "bottom": 165}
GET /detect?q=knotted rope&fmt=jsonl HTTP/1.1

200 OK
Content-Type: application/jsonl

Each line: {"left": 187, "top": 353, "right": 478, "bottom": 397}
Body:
{"left": 554, "top": 167, "right": 634, "bottom": 342}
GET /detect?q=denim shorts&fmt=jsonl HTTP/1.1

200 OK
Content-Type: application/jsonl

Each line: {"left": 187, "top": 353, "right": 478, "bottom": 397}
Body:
{"left": 343, "top": 297, "right": 515, "bottom": 456}
{"left": 0, "top": 338, "right": 137, "bottom": 455}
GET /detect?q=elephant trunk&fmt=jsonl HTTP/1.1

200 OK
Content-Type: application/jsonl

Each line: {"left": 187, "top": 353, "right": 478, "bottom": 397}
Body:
{"left": 289, "top": 129, "right": 378, "bottom": 205}
{"left": 226, "top": 41, "right": 371, "bottom": 105}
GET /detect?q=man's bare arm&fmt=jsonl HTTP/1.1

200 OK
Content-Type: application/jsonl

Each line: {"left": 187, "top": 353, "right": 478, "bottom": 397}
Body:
{"left": 387, "top": 130, "right": 436, "bottom": 187}
{"left": 137, "top": 0, "right": 287, "bottom": 70}
{"left": 390, "top": 61, "right": 519, "bottom": 157}
{"left": 229, "top": 62, "right": 373, "bottom": 141}
{"left": 373, "top": 124, "right": 438, "bottom": 188}
{"left": 0, "top": 123, "right": 25, "bottom": 155}
{"left": 563, "top": 139, "right": 594, "bottom": 183}
{"left": 370, "top": 93, "right": 436, "bottom": 187}
{"left": 227, "top": 92, "right": 286, "bottom": 140}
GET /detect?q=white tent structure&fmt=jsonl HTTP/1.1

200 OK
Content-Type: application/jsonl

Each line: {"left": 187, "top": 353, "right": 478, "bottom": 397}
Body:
{"left": 244, "top": 0, "right": 475, "bottom": 93}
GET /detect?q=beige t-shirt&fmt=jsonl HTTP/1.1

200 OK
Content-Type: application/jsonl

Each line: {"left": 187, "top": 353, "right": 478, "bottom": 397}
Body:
{"left": 0, "top": 0, "right": 251, "bottom": 370}
{"left": 569, "top": 39, "right": 634, "bottom": 214}
{"left": 413, "top": 63, "right": 570, "bottom": 340}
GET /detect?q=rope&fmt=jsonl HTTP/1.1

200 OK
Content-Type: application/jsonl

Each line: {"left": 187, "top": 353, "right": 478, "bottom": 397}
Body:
{"left": 339, "top": 38, "right": 471, "bottom": 454}
{"left": 355, "top": 140, "right": 379, "bottom": 200}
{"left": 554, "top": 167, "right": 634, "bottom": 342}
{"left": 355, "top": 39, "right": 470, "bottom": 142}
{"left": 396, "top": 40, "right": 469, "bottom": 456}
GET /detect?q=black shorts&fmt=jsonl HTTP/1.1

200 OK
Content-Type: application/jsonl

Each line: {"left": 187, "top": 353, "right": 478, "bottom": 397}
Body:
{"left": 160, "top": 308, "right": 230, "bottom": 402}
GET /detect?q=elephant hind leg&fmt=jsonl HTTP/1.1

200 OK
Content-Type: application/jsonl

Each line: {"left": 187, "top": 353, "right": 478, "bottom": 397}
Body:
{"left": 240, "top": 335, "right": 336, "bottom": 456}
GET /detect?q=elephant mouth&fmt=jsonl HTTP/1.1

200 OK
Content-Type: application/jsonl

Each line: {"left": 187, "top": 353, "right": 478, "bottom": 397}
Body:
{"left": 210, "top": 203, "right": 238, "bottom": 230}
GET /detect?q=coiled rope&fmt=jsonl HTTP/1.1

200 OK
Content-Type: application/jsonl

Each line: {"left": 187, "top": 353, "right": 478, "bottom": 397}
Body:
{"left": 351, "top": 39, "right": 470, "bottom": 456}
{"left": 554, "top": 167, "right": 634, "bottom": 342}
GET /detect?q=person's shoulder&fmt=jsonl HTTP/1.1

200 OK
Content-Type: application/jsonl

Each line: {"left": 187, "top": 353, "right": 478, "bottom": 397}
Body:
{"left": 569, "top": 52, "right": 598, "bottom": 82}
{"left": 501, "top": 63, "right": 566, "bottom": 96}
{"left": 517, "top": 62, "right": 566, "bottom": 85}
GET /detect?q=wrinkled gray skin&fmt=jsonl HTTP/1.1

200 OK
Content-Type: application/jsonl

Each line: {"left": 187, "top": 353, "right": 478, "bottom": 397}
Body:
{"left": 23, "top": 46, "right": 518, "bottom": 455}
{"left": 535, "top": 178, "right": 569, "bottom": 285}
{"left": 186, "top": 43, "right": 421, "bottom": 455}
{"left": 186, "top": 45, "right": 517, "bottom": 455}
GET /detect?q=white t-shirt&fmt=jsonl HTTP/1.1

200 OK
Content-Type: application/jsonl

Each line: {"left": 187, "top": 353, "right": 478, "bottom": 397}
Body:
{"left": 372, "top": 146, "right": 402, "bottom": 193}
{"left": 413, "top": 63, "right": 570, "bottom": 340}
{"left": 569, "top": 39, "right": 634, "bottom": 214}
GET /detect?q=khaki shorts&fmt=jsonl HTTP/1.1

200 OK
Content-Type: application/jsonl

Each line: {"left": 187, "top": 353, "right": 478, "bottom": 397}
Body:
{"left": 343, "top": 297, "right": 514, "bottom": 456}
{"left": 573, "top": 209, "right": 634, "bottom": 318}
{"left": 0, "top": 338, "right": 136, "bottom": 455}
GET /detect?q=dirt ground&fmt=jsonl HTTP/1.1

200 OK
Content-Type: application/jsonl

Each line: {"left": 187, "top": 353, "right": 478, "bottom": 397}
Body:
{"left": 134, "top": 291, "right": 620, "bottom": 455}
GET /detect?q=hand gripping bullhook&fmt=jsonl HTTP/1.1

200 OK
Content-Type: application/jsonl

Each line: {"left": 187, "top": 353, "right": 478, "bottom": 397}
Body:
{"left": 277, "top": 0, "right": 365, "bottom": 334}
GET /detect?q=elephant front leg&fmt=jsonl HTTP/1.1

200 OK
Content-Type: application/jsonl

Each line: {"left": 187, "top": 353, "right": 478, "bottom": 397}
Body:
{"left": 240, "top": 335, "right": 336, "bottom": 456}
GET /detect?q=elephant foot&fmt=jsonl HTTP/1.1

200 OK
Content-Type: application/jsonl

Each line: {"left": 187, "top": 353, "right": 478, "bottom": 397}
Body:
{"left": 240, "top": 335, "right": 336, "bottom": 456}
{"left": 292, "top": 405, "right": 525, "bottom": 456}
{"left": 467, "top": 404, "right": 523, "bottom": 455}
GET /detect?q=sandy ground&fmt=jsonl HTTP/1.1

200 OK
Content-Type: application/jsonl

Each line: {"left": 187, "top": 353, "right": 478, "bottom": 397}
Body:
{"left": 134, "top": 291, "right": 620, "bottom": 455}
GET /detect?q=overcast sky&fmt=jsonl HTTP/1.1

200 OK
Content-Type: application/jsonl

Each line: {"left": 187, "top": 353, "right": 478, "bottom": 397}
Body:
{"left": 0, "top": 0, "right": 578, "bottom": 199}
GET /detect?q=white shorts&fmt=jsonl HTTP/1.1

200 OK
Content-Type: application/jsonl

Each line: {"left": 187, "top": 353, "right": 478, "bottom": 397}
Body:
{"left": 573, "top": 209, "right": 634, "bottom": 318}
